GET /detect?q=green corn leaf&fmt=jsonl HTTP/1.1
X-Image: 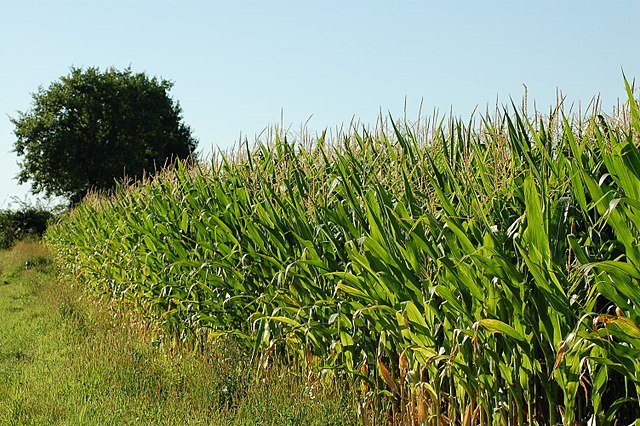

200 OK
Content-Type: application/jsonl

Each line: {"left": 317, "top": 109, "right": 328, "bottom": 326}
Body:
{"left": 477, "top": 319, "right": 526, "bottom": 342}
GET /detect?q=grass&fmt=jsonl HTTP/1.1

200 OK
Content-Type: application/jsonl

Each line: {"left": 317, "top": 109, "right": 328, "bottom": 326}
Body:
{"left": 0, "top": 240, "right": 358, "bottom": 425}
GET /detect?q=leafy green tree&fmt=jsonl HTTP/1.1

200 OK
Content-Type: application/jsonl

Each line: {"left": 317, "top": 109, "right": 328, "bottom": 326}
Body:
{"left": 0, "top": 206, "right": 53, "bottom": 249}
{"left": 12, "top": 67, "right": 197, "bottom": 204}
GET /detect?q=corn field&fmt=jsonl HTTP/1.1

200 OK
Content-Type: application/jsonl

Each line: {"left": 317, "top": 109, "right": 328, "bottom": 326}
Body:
{"left": 46, "top": 81, "right": 640, "bottom": 425}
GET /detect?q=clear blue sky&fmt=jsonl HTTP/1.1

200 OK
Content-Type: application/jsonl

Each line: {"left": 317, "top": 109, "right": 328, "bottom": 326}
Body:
{"left": 1, "top": 0, "right": 639, "bottom": 207}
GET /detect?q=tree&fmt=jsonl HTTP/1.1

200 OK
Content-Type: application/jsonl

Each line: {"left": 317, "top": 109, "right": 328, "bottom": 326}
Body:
{"left": 12, "top": 67, "right": 197, "bottom": 204}
{"left": 0, "top": 205, "right": 53, "bottom": 249}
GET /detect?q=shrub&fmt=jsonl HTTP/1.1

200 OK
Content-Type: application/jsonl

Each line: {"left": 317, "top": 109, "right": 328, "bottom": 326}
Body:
{"left": 0, "top": 206, "right": 54, "bottom": 249}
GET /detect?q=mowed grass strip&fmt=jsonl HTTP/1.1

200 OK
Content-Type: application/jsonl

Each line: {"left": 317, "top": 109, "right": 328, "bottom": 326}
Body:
{"left": 0, "top": 241, "right": 357, "bottom": 425}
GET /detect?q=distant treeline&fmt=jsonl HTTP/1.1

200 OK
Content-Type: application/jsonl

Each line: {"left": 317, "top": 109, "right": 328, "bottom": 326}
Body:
{"left": 0, "top": 206, "right": 53, "bottom": 249}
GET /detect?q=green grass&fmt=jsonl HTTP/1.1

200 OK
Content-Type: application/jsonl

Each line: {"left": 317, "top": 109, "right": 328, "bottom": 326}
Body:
{"left": 0, "top": 241, "right": 357, "bottom": 425}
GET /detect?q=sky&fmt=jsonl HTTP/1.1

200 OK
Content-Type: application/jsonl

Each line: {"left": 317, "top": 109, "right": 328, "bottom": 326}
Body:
{"left": 1, "top": 0, "right": 639, "bottom": 208}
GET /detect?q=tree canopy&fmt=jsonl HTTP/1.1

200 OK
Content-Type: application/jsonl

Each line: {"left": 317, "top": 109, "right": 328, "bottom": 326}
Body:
{"left": 12, "top": 67, "right": 197, "bottom": 204}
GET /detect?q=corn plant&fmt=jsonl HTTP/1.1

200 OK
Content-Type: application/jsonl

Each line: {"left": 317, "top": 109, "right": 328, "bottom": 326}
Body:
{"left": 46, "top": 80, "right": 640, "bottom": 424}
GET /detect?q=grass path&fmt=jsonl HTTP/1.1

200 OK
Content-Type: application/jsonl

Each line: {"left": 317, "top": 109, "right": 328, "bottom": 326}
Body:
{"left": 0, "top": 241, "right": 356, "bottom": 425}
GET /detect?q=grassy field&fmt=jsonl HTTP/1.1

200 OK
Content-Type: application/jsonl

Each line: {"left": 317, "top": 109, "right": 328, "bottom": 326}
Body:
{"left": 0, "top": 240, "right": 357, "bottom": 425}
